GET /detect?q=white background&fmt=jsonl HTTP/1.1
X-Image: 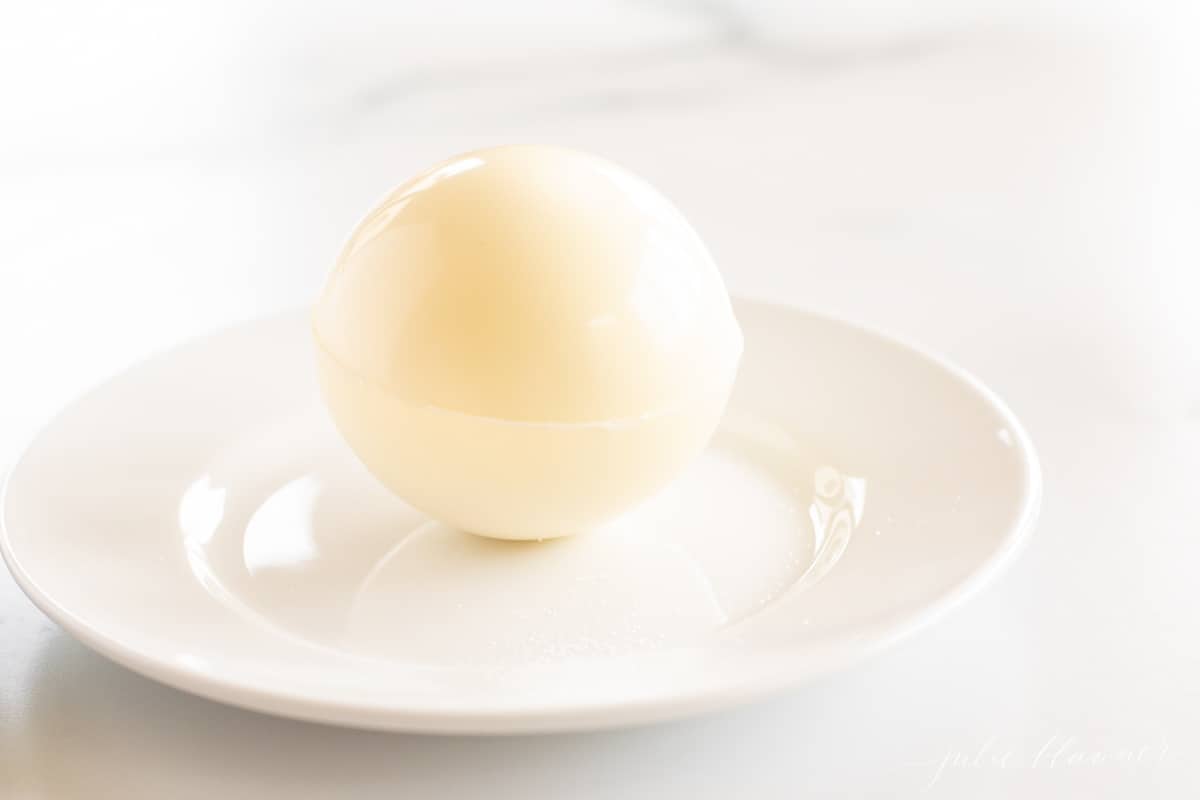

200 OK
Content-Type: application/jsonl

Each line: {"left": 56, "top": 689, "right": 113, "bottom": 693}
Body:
{"left": 2, "top": 2, "right": 1198, "bottom": 797}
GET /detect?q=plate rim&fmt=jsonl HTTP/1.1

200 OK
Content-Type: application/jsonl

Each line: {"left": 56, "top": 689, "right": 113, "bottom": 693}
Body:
{"left": 0, "top": 297, "right": 1042, "bottom": 733}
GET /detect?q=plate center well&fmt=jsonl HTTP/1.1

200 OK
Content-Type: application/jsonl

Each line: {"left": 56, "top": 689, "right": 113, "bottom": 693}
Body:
{"left": 181, "top": 406, "right": 864, "bottom": 666}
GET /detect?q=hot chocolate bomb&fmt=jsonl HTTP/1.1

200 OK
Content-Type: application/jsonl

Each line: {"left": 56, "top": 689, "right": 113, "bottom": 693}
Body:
{"left": 313, "top": 145, "right": 742, "bottom": 540}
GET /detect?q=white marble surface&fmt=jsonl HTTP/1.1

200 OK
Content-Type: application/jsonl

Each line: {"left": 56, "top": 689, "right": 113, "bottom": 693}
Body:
{"left": 2, "top": 3, "right": 1198, "bottom": 797}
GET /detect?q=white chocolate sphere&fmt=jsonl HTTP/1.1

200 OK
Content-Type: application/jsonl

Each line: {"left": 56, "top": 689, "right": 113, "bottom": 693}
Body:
{"left": 313, "top": 145, "right": 742, "bottom": 540}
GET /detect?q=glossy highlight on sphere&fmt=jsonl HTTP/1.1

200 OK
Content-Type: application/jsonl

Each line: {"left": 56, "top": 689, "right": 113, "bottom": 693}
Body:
{"left": 313, "top": 145, "right": 743, "bottom": 540}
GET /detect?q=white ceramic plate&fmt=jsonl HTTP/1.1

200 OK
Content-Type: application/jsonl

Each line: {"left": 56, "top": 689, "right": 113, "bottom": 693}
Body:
{"left": 1, "top": 299, "right": 1040, "bottom": 733}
